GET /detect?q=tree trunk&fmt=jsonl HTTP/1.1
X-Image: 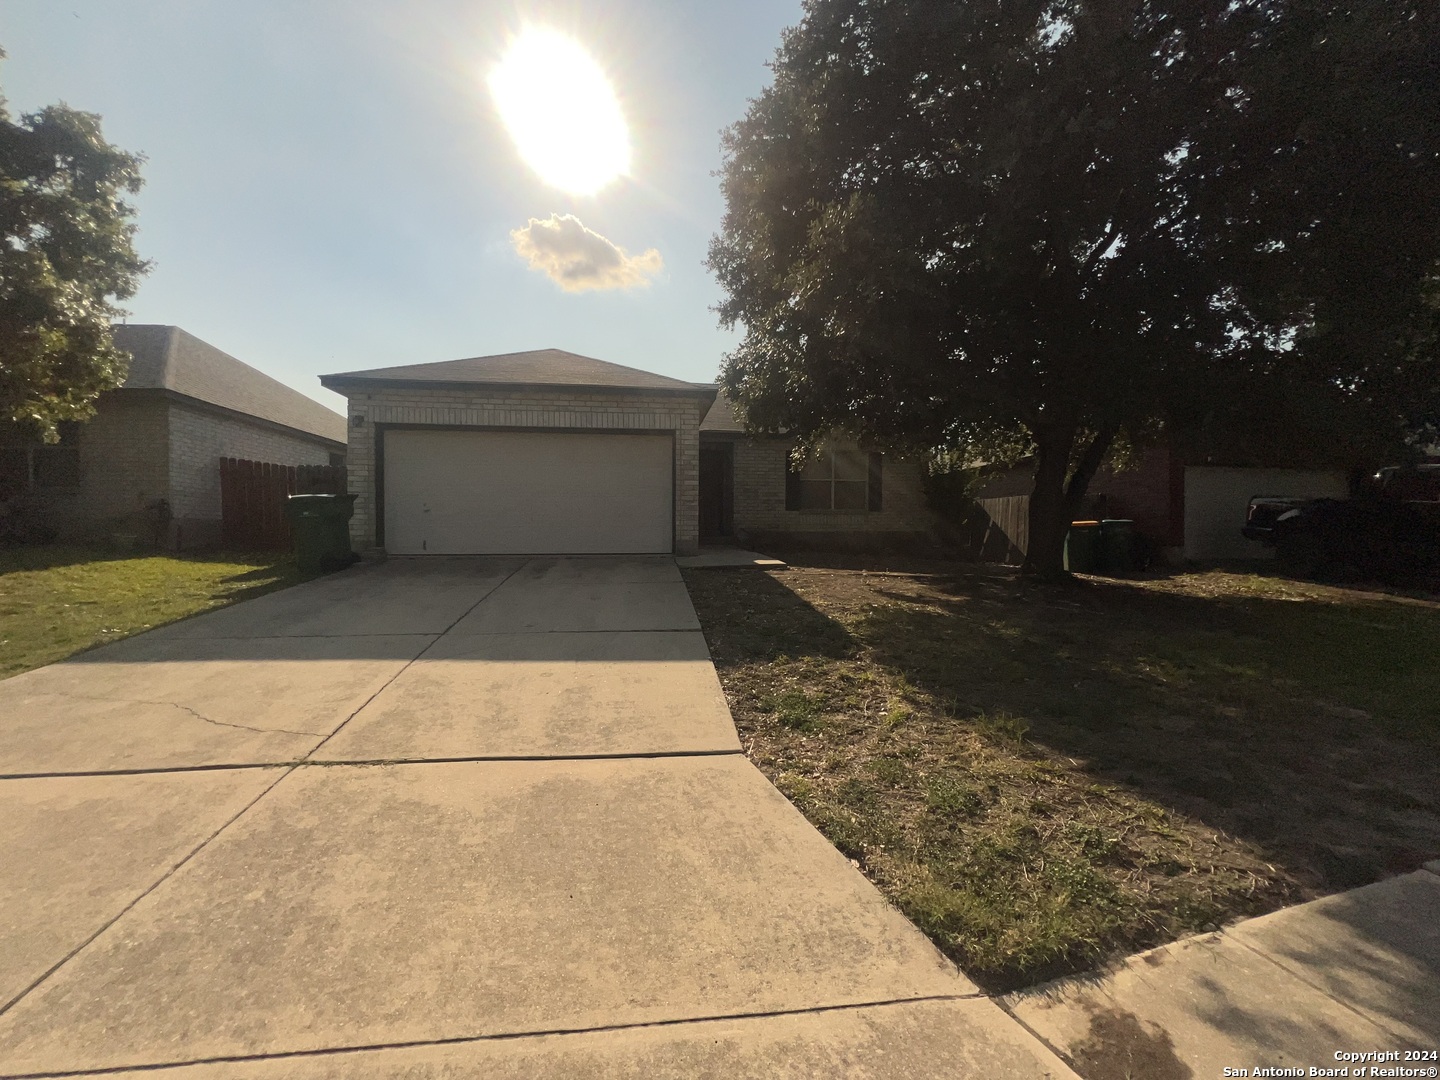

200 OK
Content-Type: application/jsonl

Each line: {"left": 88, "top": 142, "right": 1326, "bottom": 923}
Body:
{"left": 1021, "top": 424, "right": 1119, "bottom": 580}
{"left": 1020, "top": 426, "right": 1076, "bottom": 580}
{"left": 1064, "top": 424, "right": 1119, "bottom": 522}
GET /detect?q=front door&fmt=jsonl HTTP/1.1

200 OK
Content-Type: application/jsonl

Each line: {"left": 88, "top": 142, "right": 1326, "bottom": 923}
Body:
{"left": 698, "top": 443, "right": 733, "bottom": 540}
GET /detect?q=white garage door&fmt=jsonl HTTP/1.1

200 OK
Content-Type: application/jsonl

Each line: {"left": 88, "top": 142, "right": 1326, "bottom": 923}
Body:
{"left": 383, "top": 429, "right": 673, "bottom": 555}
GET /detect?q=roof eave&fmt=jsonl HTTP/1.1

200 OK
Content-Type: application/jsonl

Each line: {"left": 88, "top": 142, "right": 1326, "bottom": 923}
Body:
{"left": 319, "top": 375, "right": 717, "bottom": 402}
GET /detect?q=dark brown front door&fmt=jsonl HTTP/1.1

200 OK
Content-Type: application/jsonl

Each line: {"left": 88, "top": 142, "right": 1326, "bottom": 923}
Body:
{"left": 699, "top": 443, "right": 733, "bottom": 540}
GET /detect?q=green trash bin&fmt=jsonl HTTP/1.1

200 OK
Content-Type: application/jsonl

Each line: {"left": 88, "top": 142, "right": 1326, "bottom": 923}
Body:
{"left": 1098, "top": 518, "right": 1136, "bottom": 574}
{"left": 1064, "top": 521, "right": 1101, "bottom": 573}
{"left": 285, "top": 493, "right": 358, "bottom": 574}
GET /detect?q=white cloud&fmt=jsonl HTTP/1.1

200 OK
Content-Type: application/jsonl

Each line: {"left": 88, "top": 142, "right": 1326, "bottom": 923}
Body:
{"left": 509, "top": 214, "right": 663, "bottom": 293}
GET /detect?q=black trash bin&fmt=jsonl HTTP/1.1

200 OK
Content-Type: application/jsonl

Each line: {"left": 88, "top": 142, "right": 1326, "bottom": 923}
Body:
{"left": 1065, "top": 521, "right": 1102, "bottom": 573}
{"left": 285, "top": 493, "right": 358, "bottom": 574}
{"left": 1098, "top": 519, "right": 1136, "bottom": 574}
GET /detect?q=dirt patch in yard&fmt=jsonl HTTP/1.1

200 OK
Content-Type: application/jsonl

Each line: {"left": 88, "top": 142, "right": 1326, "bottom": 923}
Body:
{"left": 683, "top": 557, "right": 1440, "bottom": 993}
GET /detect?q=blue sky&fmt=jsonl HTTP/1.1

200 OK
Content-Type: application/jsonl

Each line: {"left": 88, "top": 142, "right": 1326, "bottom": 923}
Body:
{"left": 0, "top": 0, "right": 802, "bottom": 413}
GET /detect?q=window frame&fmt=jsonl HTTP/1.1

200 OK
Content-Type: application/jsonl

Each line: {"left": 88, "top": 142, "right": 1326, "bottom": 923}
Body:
{"left": 785, "top": 444, "right": 883, "bottom": 512}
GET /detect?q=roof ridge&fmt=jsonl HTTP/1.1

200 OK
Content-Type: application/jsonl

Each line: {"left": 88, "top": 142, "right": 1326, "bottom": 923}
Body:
{"left": 321, "top": 348, "right": 714, "bottom": 394}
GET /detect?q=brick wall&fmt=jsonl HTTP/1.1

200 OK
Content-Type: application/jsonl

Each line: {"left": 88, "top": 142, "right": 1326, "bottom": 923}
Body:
{"left": 166, "top": 400, "right": 335, "bottom": 526}
{"left": 1087, "top": 447, "right": 1182, "bottom": 547}
{"left": 76, "top": 394, "right": 170, "bottom": 521}
{"left": 340, "top": 387, "right": 706, "bottom": 554}
{"left": 54, "top": 392, "right": 338, "bottom": 545}
{"left": 729, "top": 436, "right": 935, "bottom": 536}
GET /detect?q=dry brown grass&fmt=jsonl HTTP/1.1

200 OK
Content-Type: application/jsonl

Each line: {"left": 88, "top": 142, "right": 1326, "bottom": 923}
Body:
{"left": 683, "top": 556, "right": 1440, "bottom": 992}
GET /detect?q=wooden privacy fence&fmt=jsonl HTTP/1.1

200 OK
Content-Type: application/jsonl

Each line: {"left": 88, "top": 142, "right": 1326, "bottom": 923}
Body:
{"left": 220, "top": 458, "right": 346, "bottom": 550}
{"left": 941, "top": 494, "right": 1031, "bottom": 564}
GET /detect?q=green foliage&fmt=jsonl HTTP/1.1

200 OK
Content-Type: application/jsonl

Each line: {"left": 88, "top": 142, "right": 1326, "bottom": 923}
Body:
{"left": 710, "top": 0, "right": 1440, "bottom": 574}
{"left": 0, "top": 50, "right": 149, "bottom": 442}
{"left": 924, "top": 775, "right": 984, "bottom": 818}
{"left": 760, "top": 687, "right": 826, "bottom": 731}
{"left": 974, "top": 709, "right": 1030, "bottom": 746}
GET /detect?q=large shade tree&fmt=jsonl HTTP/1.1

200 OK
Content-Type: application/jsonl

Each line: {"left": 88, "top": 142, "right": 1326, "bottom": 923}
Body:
{"left": 0, "top": 50, "right": 148, "bottom": 444}
{"left": 709, "top": 0, "right": 1440, "bottom": 577}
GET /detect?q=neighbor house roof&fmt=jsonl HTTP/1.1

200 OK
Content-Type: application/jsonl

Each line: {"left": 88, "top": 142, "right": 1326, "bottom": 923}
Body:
{"left": 112, "top": 325, "right": 347, "bottom": 445}
{"left": 319, "top": 348, "right": 716, "bottom": 400}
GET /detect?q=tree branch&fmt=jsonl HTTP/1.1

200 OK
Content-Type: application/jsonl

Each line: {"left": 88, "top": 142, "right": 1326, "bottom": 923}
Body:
{"left": 1064, "top": 423, "right": 1120, "bottom": 520}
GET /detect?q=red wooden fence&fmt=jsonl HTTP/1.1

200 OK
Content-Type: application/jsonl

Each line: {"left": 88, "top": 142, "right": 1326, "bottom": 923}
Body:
{"left": 219, "top": 458, "right": 346, "bottom": 550}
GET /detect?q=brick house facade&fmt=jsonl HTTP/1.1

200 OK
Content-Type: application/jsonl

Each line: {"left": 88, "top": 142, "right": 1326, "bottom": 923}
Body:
{"left": 320, "top": 353, "right": 941, "bottom": 557}
{"left": 699, "top": 393, "right": 937, "bottom": 547}
{"left": 337, "top": 385, "right": 706, "bottom": 555}
{"left": 321, "top": 350, "right": 714, "bottom": 556}
{"left": 0, "top": 326, "right": 346, "bottom": 547}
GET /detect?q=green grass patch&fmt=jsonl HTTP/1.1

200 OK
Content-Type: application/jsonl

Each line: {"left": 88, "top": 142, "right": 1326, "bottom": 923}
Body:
{"left": 0, "top": 546, "right": 306, "bottom": 678}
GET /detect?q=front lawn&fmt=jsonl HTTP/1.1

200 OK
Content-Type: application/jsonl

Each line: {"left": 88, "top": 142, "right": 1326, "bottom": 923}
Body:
{"left": 683, "top": 558, "right": 1440, "bottom": 993}
{"left": 0, "top": 546, "right": 306, "bottom": 678}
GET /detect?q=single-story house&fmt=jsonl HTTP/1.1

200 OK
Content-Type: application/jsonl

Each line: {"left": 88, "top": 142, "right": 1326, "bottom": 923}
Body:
{"left": 319, "top": 349, "right": 937, "bottom": 556}
{"left": 0, "top": 325, "right": 347, "bottom": 547}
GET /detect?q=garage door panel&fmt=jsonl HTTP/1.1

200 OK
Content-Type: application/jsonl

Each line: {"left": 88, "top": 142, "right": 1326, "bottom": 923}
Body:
{"left": 384, "top": 430, "right": 673, "bottom": 555}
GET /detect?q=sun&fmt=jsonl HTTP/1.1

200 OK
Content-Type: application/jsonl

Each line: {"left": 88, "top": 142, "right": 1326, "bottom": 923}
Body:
{"left": 487, "top": 28, "right": 632, "bottom": 196}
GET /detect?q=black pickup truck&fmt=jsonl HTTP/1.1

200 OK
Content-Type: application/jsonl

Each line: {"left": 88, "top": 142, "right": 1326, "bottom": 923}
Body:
{"left": 1243, "top": 464, "right": 1440, "bottom": 581}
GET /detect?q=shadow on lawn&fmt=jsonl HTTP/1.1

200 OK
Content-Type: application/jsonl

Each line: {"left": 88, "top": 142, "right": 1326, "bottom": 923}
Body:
{"left": 863, "top": 571, "right": 1440, "bottom": 892}
{"left": 0, "top": 544, "right": 138, "bottom": 575}
{"left": 692, "top": 559, "right": 1440, "bottom": 898}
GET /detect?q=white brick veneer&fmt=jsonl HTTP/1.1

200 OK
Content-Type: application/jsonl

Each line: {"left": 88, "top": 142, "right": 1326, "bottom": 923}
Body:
{"left": 167, "top": 400, "right": 334, "bottom": 522}
{"left": 341, "top": 387, "right": 706, "bottom": 555}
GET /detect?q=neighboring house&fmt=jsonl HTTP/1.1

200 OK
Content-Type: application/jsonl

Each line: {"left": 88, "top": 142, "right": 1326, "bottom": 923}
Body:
{"left": 319, "top": 351, "right": 938, "bottom": 557}
{"left": 0, "top": 325, "right": 346, "bottom": 548}
{"left": 971, "top": 446, "right": 1349, "bottom": 562}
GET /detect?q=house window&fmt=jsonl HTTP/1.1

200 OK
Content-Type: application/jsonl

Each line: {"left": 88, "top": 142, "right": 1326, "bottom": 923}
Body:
{"left": 787, "top": 445, "right": 884, "bottom": 511}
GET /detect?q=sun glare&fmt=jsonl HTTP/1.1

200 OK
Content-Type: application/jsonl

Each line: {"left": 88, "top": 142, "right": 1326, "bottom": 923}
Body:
{"left": 488, "top": 28, "right": 632, "bottom": 196}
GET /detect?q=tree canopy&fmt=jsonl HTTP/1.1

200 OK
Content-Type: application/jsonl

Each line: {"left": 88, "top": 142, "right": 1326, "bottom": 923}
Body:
{"left": 0, "top": 51, "right": 148, "bottom": 443}
{"left": 709, "top": 0, "right": 1440, "bottom": 576}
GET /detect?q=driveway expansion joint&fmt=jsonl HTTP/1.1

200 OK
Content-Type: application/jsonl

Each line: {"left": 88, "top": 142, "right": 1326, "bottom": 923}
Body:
{"left": 0, "top": 750, "right": 746, "bottom": 781}
{"left": 992, "top": 994, "right": 1086, "bottom": 1076}
{"left": 299, "top": 561, "right": 528, "bottom": 760}
{"left": 0, "top": 765, "right": 300, "bottom": 1022}
{"left": 0, "top": 994, "right": 982, "bottom": 1079}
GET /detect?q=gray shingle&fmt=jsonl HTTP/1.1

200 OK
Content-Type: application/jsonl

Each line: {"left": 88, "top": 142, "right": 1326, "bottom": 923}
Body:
{"left": 700, "top": 390, "right": 746, "bottom": 432}
{"left": 112, "top": 325, "right": 346, "bottom": 445}
{"left": 321, "top": 349, "right": 714, "bottom": 396}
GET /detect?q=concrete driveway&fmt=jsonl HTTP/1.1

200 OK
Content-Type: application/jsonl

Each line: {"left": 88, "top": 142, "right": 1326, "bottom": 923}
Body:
{"left": 0, "top": 556, "right": 1075, "bottom": 1078}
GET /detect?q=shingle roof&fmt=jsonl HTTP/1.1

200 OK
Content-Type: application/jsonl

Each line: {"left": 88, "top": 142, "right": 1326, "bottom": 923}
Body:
{"left": 700, "top": 390, "right": 746, "bottom": 432}
{"left": 111, "top": 325, "right": 346, "bottom": 445}
{"left": 320, "top": 348, "right": 715, "bottom": 398}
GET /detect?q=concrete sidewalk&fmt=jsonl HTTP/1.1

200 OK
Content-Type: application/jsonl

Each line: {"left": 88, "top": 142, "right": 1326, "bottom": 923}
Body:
{"left": 1004, "top": 864, "right": 1440, "bottom": 1078}
{"left": 0, "top": 556, "right": 1076, "bottom": 1078}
